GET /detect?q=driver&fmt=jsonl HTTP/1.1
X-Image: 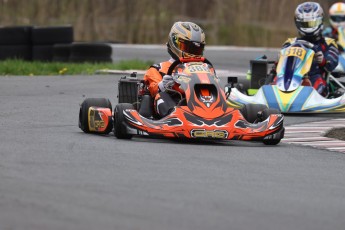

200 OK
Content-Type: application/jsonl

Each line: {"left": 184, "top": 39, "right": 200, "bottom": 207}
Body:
{"left": 323, "top": 2, "right": 345, "bottom": 51}
{"left": 276, "top": 2, "right": 339, "bottom": 96}
{"left": 143, "top": 21, "right": 206, "bottom": 117}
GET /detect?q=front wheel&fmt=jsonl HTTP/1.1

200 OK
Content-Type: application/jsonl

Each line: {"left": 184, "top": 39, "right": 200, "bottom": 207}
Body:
{"left": 263, "top": 139, "right": 281, "bottom": 145}
{"left": 113, "top": 103, "right": 134, "bottom": 139}
{"left": 79, "top": 98, "right": 112, "bottom": 134}
{"left": 262, "top": 108, "right": 282, "bottom": 145}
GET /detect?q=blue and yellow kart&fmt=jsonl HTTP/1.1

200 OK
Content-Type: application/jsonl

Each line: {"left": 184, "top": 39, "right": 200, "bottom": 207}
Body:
{"left": 227, "top": 40, "right": 345, "bottom": 113}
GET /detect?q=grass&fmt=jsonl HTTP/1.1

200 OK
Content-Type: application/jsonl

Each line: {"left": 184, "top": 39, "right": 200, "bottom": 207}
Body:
{"left": 0, "top": 59, "right": 154, "bottom": 76}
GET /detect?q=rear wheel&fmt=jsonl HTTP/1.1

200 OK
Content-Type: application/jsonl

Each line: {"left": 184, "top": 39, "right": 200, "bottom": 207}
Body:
{"left": 79, "top": 98, "right": 112, "bottom": 134}
{"left": 114, "top": 103, "right": 134, "bottom": 139}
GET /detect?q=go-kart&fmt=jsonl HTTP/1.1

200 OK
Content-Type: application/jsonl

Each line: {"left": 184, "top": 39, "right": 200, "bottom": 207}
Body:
{"left": 79, "top": 57, "right": 284, "bottom": 145}
{"left": 227, "top": 40, "right": 345, "bottom": 113}
{"left": 332, "top": 26, "right": 345, "bottom": 76}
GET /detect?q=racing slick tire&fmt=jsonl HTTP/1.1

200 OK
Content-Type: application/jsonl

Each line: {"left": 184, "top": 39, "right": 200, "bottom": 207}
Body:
{"left": 0, "top": 26, "right": 32, "bottom": 45}
{"left": 31, "top": 26, "right": 74, "bottom": 45}
{"left": 113, "top": 103, "right": 134, "bottom": 139}
{"left": 262, "top": 108, "right": 282, "bottom": 145}
{"left": 239, "top": 104, "right": 268, "bottom": 123}
{"left": 79, "top": 98, "right": 113, "bottom": 134}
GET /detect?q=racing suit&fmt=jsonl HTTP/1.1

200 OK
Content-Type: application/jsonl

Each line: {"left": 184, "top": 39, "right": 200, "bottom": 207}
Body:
{"left": 323, "top": 26, "right": 338, "bottom": 40}
{"left": 281, "top": 37, "right": 339, "bottom": 96}
{"left": 143, "top": 58, "right": 183, "bottom": 117}
{"left": 323, "top": 26, "right": 344, "bottom": 51}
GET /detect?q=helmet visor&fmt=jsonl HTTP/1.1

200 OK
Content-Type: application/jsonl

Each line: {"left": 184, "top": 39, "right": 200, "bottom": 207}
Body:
{"left": 176, "top": 38, "right": 204, "bottom": 56}
{"left": 330, "top": 15, "right": 345, "bottom": 23}
{"left": 296, "top": 18, "right": 323, "bottom": 29}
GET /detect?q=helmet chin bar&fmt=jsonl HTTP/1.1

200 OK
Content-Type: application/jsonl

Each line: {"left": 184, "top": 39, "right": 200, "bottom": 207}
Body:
{"left": 298, "top": 26, "right": 322, "bottom": 41}
{"left": 167, "top": 43, "right": 179, "bottom": 60}
{"left": 299, "top": 31, "right": 322, "bottom": 42}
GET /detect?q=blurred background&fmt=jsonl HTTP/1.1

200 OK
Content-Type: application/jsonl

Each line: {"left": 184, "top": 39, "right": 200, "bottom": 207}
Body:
{"left": 0, "top": 0, "right": 339, "bottom": 47}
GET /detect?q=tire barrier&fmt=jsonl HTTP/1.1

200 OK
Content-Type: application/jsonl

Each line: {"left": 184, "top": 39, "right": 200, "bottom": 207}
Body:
{"left": 0, "top": 45, "right": 31, "bottom": 60}
{"left": 0, "top": 26, "right": 32, "bottom": 45}
{"left": 0, "top": 26, "right": 32, "bottom": 60}
{"left": 32, "top": 26, "right": 74, "bottom": 62}
{"left": 69, "top": 42, "right": 113, "bottom": 63}
{"left": 32, "top": 45, "right": 54, "bottom": 62}
{"left": 53, "top": 43, "right": 71, "bottom": 62}
{"left": 31, "top": 26, "right": 73, "bottom": 45}
{"left": 0, "top": 25, "right": 114, "bottom": 63}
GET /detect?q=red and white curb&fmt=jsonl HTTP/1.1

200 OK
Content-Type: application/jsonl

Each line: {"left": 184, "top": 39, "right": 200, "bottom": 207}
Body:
{"left": 282, "top": 118, "right": 345, "bottom": 153}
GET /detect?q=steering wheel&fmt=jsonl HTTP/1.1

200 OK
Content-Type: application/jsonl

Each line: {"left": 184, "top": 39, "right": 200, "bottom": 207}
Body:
{"left": 291, "top": 39, "right": 317, "bottom": 51}
{"left": 165, "top": 57, "right": 215, "bottom": 106}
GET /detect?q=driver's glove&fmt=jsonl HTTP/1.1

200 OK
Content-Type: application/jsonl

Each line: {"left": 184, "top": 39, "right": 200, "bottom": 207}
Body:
{"left": 314, "top": 51, "right": 325, "bottom": 65}
{"left": 158, "top": 75, "right": 174, "bottom": 92}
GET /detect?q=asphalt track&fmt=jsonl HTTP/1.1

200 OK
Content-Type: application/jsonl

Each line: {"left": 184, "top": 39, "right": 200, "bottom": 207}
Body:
{"left": 1, "top": 46, "right": 345, "bottom": 230}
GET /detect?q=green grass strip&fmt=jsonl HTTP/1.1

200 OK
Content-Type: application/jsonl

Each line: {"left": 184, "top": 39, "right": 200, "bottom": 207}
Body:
{"left": 0, "top": 59, "right": 154, "bottom": 76}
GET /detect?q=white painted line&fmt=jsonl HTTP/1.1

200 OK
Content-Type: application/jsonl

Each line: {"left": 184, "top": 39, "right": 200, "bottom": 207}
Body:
{"left": 326, "top": 147, "right": 345, "bottom": 150}
{"left": 299, "top": 141, "right": 345, "bottom": 146}
{"left": 284, "top": 130, "right": 327, "bottom": 133}
{"left": 282, "top": 137, "right": 332, "bottom": 141}
{"left": 288, "top": 124, "right": 344, "bottom": 127}
{"left": 283, "top": 134, "right": 322, "bottom": 138}
{"left": 285, "top": 127, "right": 330, "bottom": 130}
{"left": 284, "top": 118, "right": 345, "bottom": 154}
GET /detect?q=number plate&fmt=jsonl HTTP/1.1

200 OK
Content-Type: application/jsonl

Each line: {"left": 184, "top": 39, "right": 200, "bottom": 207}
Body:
{"left": 283, "top": 47, "right": 306, "bottom": 60}
{"left": 187, "top": 63, "right": 211, "bottom": 73}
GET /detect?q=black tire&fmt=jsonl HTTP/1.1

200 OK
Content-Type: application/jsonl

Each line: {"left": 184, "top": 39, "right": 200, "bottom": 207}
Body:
{"left": 32, "top": 45, "right": 54, "bottom": 62}
{"left": 0, "top": 26, "right": 32, "bottom": 45}
{"left": 70, "top": 42, "right": 112, "bottom": 59}
{"left": 79, "top": 98, "right": 112, "bottom": 134}
{"left": 0, "top": 45, "right": 31, "bottom": 60}
{"left": 262, "top": 108, "right": 282, "bottom": 145}
{"left": 239, "top": 104, "right": 268, "bottom": 123}
{"left": 263, "top": 138, "right": 281, "bottom": 145}
{"left": 53, "top": 43, "right": 71, "bottom": 62}
{"left": 113, "top": 103, "right": 134, "bottom": 139}
{"left": 32, "top": 26, "right": 73, "bottom": 45}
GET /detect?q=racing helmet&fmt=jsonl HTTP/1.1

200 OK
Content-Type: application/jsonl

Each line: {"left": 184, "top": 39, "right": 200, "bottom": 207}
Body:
{"left": 167, "top": 21, "right": 205, "bottom": 59}
{"left": 329, "top": 2, "right": 345, "bottom": 29}
{"left": 294, "top": 2, "right": 324, "bottom": 38}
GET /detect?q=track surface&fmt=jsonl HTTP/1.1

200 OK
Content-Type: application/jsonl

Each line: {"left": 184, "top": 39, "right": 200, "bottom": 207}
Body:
{"left": 1, "top": 46, "right": 345, "bottom": 230}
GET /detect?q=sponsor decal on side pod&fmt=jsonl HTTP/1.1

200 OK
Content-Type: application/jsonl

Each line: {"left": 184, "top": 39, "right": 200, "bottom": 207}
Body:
{"left": 190, "top": 129, "right": 228, "bottom": 139}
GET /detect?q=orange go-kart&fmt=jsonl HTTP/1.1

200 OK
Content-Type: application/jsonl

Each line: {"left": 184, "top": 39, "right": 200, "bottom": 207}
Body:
{"left": 79, "top": 57, "right": 284, "bottom": 145}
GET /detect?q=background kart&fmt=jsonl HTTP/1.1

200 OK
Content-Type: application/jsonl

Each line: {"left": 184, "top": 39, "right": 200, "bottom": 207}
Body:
{"left": 227, "top": 40, "right": 345, "bottom": 113}
{"left": 79, "top": 58, "right": 284, "bottom": 145}
{"left": 332, "top": 26, "right": 345, "bottom": 76}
